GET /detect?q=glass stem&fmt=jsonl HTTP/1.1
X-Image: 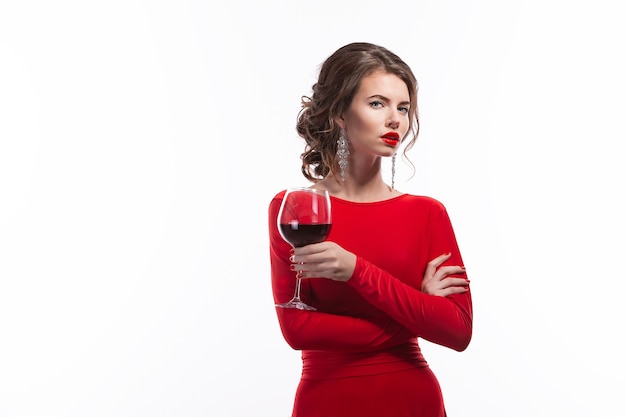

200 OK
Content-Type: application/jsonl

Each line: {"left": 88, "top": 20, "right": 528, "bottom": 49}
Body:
{"left": 293, "top": 277, "right": 303, "bottom": 301}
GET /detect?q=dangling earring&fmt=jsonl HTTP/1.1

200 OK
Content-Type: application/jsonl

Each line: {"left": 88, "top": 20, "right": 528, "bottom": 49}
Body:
{"left": 337, "top": 129, "right": 350, "bottom": 182}
{"left": 391, "top": 154, "right": 396, "bottom": 189}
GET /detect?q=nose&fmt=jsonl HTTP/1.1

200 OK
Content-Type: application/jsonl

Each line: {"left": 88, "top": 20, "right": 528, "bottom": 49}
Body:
{"left": 386, "top": 114, "right": 400, "bottom": 130}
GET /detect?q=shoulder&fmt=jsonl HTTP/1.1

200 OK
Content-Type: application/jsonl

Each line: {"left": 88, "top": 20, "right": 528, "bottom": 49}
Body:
{"left": 270, "top": 190, "right": 287, "bottom": 201}
{"left": 268, "top": 190, "right": 287, "bottom": 212}
{"left": 401, "top": 194, "right": 447, "bottom": 210}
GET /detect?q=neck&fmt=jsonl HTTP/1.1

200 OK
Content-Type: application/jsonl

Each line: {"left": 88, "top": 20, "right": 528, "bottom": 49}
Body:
{"left": 316, "top": 174, "right": 399, "bottom": 203}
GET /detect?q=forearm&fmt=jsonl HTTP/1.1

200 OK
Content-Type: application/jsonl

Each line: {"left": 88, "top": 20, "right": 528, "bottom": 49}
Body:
{"left": 271, "top": 244, "right": 414, "bottom": 351}
{"left": 275, "top": 307, "right": 414, "bottom": 352}
{"left": 348, "top": 257, "right": 472, "bottom": 351}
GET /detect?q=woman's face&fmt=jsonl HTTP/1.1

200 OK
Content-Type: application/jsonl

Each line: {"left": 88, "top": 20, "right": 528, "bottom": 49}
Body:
{"left": 340, "top": 71, "right": 411, "bottom": 159}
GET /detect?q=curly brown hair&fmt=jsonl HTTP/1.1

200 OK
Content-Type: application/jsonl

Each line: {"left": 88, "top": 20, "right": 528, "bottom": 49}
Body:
{"left": 296, "top": 42, "right": 420, "bottom": 183}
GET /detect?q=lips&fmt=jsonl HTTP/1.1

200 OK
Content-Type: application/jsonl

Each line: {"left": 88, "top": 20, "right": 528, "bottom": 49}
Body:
{"left": 381, "top": 132, "right": 400, "bottom": 146}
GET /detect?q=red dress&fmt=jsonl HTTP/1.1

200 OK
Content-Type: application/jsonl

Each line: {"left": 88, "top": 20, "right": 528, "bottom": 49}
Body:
{"left": 268, "top": 191, "right": 473, "bottom": 417}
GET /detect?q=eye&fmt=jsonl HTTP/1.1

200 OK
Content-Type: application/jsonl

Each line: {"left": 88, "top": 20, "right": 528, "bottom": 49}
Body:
{"left": 398, "top": 106, "right": 410, "bottom": 114}
{"left": 369, "top": 100, "right": 384, "bottom": 108}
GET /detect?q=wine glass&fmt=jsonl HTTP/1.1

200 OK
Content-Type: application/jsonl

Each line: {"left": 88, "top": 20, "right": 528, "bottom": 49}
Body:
{"left": 276, "top": 187, "right": 332, "bottom": 311}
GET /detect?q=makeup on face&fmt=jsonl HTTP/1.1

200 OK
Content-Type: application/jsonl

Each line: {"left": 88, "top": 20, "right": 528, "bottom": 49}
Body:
{"left": 381, "top": 131, "right": 400, "bottom": 146}
{"left": 342, "top": 72, "right": 410, "bottom": 155}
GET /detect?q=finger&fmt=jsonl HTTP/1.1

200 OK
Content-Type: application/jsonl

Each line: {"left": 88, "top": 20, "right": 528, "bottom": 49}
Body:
{"left": 438, "top": 278, "right": 470, "bottom": 289}
{"left": 291, "top": 244, "right": 334, "bottom": 264}
{"left": 299, "top": 261, "right": 347, "bottom": 280}
{"left": 439, "top": 286, "right": 469, "bottom": 297}
{"left": 298, "top": 268, "right": 331, "bottom": 280}
{"left": 293, "top": 241, "right": 331, "bottom": 256}
{"left": 433, "top": 265, "right": 466, "bottom": 280}
{"left": 298, "top": 271, "right": 320, "bottom": 280}
{"left": 426, "top": 252, "right": 452, "bottom": 273}
{"left": 291, "top": 257, "right": 333, "bottom": 275}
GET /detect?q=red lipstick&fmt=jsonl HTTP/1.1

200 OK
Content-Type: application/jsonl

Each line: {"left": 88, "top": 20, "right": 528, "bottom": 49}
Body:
{"left": 381, "top": 132, "right": 400, "bottom": 146}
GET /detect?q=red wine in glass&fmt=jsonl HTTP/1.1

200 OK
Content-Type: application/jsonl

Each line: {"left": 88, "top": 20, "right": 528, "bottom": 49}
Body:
{"left": 278, "top": 223, "right": 332, "bottom": 248}
{"left": 276, "top": 188, "right": 332, "bottom": 310}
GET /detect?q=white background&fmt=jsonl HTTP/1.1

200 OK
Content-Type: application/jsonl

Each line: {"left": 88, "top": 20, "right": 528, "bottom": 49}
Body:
{"left": 1, "top": 1, "right": 625, "bottom": 416}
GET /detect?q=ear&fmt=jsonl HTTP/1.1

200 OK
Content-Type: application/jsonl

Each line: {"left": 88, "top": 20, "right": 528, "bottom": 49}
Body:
{"left": 334, "top": 115, "right": 345, "bottom": 130}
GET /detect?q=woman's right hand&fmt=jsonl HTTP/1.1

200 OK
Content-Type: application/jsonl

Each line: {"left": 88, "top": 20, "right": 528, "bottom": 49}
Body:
{"left": 290, "top": 241, "right": 357, "bottom": 283}
{"left": 421, "top": 253, "right": 469, "bottom": 297}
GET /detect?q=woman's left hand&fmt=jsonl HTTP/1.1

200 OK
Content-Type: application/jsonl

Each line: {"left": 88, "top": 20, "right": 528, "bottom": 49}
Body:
{"left": 421, "top": 252, "right": 469, "bottom": 297}
{"left": 290, "top": 241, "right": 357, "bottom": 282}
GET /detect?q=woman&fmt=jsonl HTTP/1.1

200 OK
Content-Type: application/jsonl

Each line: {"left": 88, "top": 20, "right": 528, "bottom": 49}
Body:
{"left": 268, "top": 42, "right": 473, "bottom": 417}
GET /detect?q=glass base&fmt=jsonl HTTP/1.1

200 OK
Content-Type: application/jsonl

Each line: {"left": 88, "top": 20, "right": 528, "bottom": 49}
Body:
{"left": 275, "top": 299, "right": 316, "bottom": 311}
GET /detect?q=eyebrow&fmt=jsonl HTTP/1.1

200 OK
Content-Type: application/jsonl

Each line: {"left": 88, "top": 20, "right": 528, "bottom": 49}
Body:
{"left": 367, "top": 94, "right": 410, "bottom": 106}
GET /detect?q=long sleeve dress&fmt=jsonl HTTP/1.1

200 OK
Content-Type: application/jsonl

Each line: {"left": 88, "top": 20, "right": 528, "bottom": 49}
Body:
{"left": 268, "top": 191, "right": 473, "bottom": 417}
